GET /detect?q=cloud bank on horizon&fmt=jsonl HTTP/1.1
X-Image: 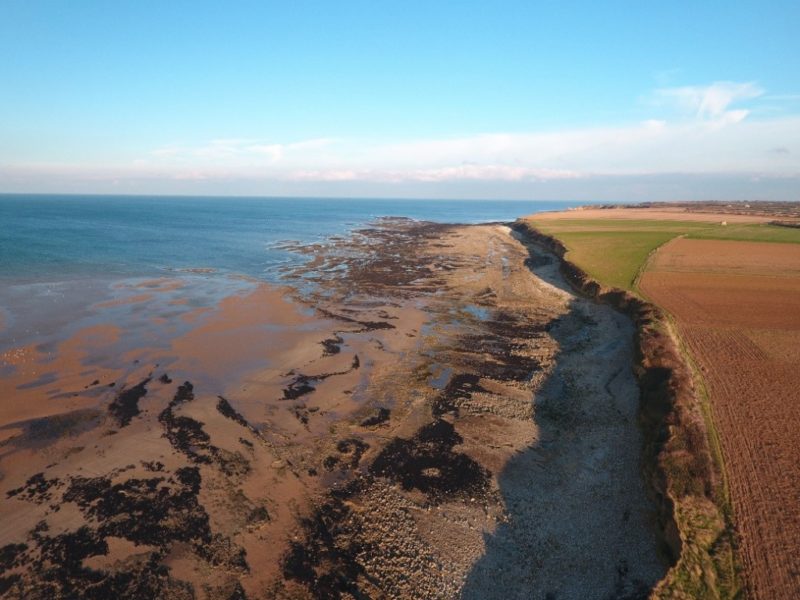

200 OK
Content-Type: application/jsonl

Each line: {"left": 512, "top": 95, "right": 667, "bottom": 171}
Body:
{"left": 5, "top": 80, "right": 797, "bottom": 200}
{"left": 1, "top": 2, "right": 798, "bottom": 201}
{"left": 138, "top": 81, "right": 798, "bottom": 181}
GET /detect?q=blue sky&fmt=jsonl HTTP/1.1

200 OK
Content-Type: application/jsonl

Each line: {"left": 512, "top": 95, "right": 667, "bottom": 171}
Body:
{"left": 1, "top": 0, "right": 799, "bottom": 200}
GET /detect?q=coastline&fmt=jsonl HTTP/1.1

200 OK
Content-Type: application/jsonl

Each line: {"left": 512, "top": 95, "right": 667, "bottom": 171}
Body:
{"left": 0, "top": 218, "right": 666, "bottom": 598}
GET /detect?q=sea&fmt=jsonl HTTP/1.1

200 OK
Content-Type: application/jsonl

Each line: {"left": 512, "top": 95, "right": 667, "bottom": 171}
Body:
{"left": 0, "top": 195, "right": 585, "bottom": 349}
{"left": 0, "top": 195, "right": 585, "bottom": 282}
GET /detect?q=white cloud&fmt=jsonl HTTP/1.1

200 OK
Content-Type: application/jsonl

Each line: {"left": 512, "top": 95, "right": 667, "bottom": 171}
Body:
{"left": 28, "top": 114, "right": 797, "bottom": 188}
{"left": 286, "top": 165, "right": 582, "bottom": 183}
{"left": 654, "top": 81, "right": 763, "bottom": 123}
{"left": 289, "top": 169, "right": 360, "bottom": 182}
{"left": 16, "top": 114, "right": 800, "bottom": 188}
{"left": 148, "top": 138, "right": 336, "bottom": 165}
{"left": 404, "top": 165, "right": 581, "bottom": 182}
{"left": 4, "top": 81, "right": 798, "bottom": 196}
{"left": 124, "top": 81, "right": 799, "bottom": 185}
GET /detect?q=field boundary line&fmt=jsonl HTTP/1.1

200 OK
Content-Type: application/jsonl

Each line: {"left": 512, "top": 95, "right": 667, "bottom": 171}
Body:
{"left": 632, "top": 233, "right": 686, "bottom": 296}
{"left": 633, "top": 222, "right": 725, "bottom": 295}
{"left": 634, "top": 234, "right": 734, "bottom": 509}
{"left": 662, "top": 315, "right": 733, "bottom": 509}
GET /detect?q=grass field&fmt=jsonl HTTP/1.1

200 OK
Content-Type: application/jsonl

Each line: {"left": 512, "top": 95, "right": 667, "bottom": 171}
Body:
{"left": 524, "top": 218, "right": 800, "bottom": 291}
{"left": 687, "top": 222, "right": 800, "bottom": 244}
{"left": 525, "top": 219, "right": 711, "bottom": 290}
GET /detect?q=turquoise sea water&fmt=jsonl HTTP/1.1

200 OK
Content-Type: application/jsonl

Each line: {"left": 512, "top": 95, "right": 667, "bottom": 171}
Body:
{"left": 0, "top": 195, "right": 583, "bottom": 282}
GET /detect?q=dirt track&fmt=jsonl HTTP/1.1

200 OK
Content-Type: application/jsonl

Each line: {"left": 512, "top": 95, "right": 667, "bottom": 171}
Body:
{"left": 640, "top": 238, "right": 800, "bottom": 600}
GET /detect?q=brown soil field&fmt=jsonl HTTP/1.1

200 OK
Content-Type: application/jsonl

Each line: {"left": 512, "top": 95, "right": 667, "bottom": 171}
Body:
{"left": 640, "top": 238, "right": 800, "bottom": 599}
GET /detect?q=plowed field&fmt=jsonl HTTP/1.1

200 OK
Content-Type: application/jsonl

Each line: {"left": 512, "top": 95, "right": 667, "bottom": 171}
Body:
{"left": 640, "top": 238, "right": 800, "bottom": 600}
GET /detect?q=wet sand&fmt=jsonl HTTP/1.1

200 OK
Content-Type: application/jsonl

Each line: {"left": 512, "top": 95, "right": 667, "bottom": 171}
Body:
{"left": 0, "top": 221, "right": 665, "bottom": 598}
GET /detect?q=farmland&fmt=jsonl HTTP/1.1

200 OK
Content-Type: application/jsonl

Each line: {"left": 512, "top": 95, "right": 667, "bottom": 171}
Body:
{"left": 640, "top": 239, "right": 800, "bottom": 600}
{"left": 523, "top": 205, "right": 800, "bottom": 599}
{"left": 526, "top": 212, "right": 800, "bottom": 291}
{"left": 688, "top": 222, "right": 800, "bottom": 244}
{"left": 525, "top": 218, "right": 711, "bottom": 289}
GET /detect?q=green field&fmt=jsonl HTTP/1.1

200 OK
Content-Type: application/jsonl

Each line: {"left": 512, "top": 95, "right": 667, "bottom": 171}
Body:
{"left": 687, "top": 222, "right": 800, "bottom": 244}
{"left": 527, "top": 219, "right": 710, "bottom": 290}
{"left": 526, "top": 218, "right": 800, "bottom": 291}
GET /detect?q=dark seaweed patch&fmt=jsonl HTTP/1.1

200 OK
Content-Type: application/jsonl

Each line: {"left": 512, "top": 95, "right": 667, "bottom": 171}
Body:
{"left": 281, "top": 481, "right": 370, "bottom": 598}
{"left": 287, "top": 219, "right": 459, "bottom": 301}
{"left": 432, "top": 373, "right": 489, "bottom": 417}
{"left": 158, "top": 382, "right": 206, "bottom": 463}
{"left": 169, "top": 380, "right": 194, "bottom": 406}
{"left": 216, "top": 396, "right": 250, "bottom": 428}
{"left": 19, "top": 409, "right": 103, "bottom": 443}
{"left": 159, "top": 385, "right": 251, "bottom": 476}
{"left": 292, "top": 405, "right": 311, "bottom": 426}
{"left": 282, "top": 357, "right": 361, "bottom": 402}
{"left": 198, "top": 534, "right": 249, "bottom": 573}
{"left": 478, "top": 358, "right": 538, "bottom": 382}
{"left": 335, "top": 438, "right": 369, "bottom": 469}
{"left": 370, "top": 419, "right": 490, "bottom": 504}
{"left": 246, "top": 506, "right": 270, "bottom": 525}
{"left": 283, "top": 375, "right": 315, "bottom": 400}
{"left": 163, "top": 414, "right": 213, "bottom": 464}
{"left": 0, "top": 543, "right": 28, "bottom": 571}
{"left": 63, "top": 471, "right": 212, "bottom": 548}
{"left": 217, "top": 397, "right": 271, "bottom": 449}
{"left": 12, "top": 521, "right": 194, "bottom": 600}
{"left": 318, "top": 309, "right": 396, "bottom": 331}
{"left": 445, "top": 373, "right": 488, "bottom": 397}
{"left": 210, "top": 580, "right": 250, "bottom": 600}
{"left": 33, "top": 524, "right": 109, "bottom": 572}
{"left": 141, "top": 460, "right": 165, "bottom": 472}
{"left": 486, "top": 312, "right": 548, "bottom": 339}
{"left": 321, "top": 334, "right": 344, "bottom": 356}
{"left": 360, "top": 407, "right": 390, "bottom": 427}
{"left": 57, "top": 465, "right": 248, "bottom": 576}
{"left": 108, "top": 377, "right": 151, "bottom": 427}
{"left": 227, "top": 581, "right": 249, "bottom": 600}
{"left": 6, "top": 473, "right": 60, "bottom": 504}
{"left": 0, "top": 574, "right": 20, "bottom": 595}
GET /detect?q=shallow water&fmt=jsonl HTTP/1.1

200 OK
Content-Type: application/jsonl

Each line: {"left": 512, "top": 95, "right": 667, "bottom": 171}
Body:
{"left": 0, "top": 195, "right": 582, "bottom": 351}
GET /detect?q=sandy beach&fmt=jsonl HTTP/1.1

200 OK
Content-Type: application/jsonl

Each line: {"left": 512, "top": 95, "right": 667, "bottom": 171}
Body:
{"left": 0, "top": 220, "right": 665, "bottom": 598}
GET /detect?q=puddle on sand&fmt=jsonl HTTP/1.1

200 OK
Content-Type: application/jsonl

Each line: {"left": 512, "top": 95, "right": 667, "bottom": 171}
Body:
{"left": 462, "top": 304, "right": 491, "bottom": 321}
{"left": 429, "top": 365, "right": 453, "bottom": 390}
